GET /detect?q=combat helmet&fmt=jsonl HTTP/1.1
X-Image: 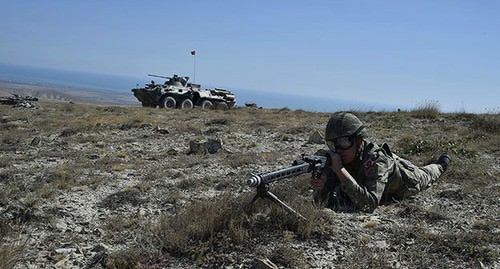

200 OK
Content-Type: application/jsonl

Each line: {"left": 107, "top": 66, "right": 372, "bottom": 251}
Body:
{"left": 325, "top": 112, "right": 366, "bottom": 141}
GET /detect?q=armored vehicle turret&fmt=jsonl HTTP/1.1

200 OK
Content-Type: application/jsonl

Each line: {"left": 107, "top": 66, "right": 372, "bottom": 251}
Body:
{"left": 131, "top": 74, "right": 236, "bottom": 109}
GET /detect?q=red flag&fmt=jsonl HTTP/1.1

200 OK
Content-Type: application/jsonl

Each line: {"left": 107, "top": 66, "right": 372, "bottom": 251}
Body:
{"left": 191, "top": 50, "right": 196, "bottom": 55}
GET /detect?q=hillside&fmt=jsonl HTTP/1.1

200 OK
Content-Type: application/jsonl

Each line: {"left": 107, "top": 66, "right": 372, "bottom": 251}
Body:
{"left": 0, "top": 99, "right": 498, "bottom": 268}
{"left": 0, "top": 81, "right": 136, "bottom": 105}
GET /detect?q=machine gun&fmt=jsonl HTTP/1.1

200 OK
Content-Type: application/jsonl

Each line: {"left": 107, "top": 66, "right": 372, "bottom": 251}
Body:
{"left": 246, "top": 154, "right": 330, "bottom": 220}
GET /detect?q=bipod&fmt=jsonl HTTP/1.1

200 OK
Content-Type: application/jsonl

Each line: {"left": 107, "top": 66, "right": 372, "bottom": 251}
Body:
{"left": 248, "top": 184, "right": 307, "bottom": 221}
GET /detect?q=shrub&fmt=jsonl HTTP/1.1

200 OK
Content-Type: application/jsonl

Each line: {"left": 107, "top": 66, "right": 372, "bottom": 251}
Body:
{"left": 396, "top": 136, "right": 477, "bottom": 158}
{"left": 411, "top": 100, "right": 441, "bottom": 119}
{"left": 0, "top": 242, "right": 23, "bottom": 269}
{"left": 106, "top": 248, "right": 163, "bottom": 269}
{"left": 100, "top": 188, "right": 144, "bottom": 210}
{"left": 470, "top": 113, "right": 499, "bottom": 134}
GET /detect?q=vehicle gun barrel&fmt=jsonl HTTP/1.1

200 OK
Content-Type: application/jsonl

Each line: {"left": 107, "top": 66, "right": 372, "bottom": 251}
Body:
{"left": 148, "top": 74, "right": 170, "bottom": 79}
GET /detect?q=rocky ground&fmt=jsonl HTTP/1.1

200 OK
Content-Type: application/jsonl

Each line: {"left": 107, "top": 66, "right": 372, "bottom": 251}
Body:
{"left": 0, "top": 94, "right": 499, "bottom": 268}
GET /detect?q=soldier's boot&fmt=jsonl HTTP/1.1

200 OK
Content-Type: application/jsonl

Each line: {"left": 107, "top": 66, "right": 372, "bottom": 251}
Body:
{"left": 436, "top": 153, "right": 452, "bottom": 172}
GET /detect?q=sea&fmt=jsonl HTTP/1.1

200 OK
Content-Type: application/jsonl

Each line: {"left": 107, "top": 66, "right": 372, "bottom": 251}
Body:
{"left": 0, "top": 63, "right": 396, "bottom": 112}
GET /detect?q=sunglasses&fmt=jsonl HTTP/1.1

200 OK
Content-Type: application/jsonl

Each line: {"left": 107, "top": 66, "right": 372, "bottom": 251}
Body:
{"left": 326, "top": 136, "right": 355, "bottom": 151}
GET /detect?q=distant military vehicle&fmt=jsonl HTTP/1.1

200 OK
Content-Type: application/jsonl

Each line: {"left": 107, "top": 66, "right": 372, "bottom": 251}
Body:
{"left": 131, "top": 74, "right": 236, "bottom": 109}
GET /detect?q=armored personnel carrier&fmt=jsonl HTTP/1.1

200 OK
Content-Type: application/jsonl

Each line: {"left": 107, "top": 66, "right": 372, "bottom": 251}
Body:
{"left": 131, "top": 74, "right": 236, "bottom": 109}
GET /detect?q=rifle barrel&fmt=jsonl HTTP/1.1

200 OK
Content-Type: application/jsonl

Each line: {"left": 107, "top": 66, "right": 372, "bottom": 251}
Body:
{"left": 247, "top": 162, "right": 310, "bottom": 187}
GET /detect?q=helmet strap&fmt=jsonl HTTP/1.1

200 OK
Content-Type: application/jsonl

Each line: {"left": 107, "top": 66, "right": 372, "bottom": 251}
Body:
{"left": 353, "top": 125, "right": 365, "bottom": 136}
{"left": 355, "top": 139, "right": 364, "bottom": 159}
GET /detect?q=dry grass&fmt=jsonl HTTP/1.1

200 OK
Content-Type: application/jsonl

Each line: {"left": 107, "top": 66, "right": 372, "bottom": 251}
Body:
{"left": 0, "top": 243, "right": 23, "bottom": 269}
{"left": 0, "top": 220, "right": 24, "bottom": 269}
{"left": 150, "top": 188, "right": 332, "bottom": 266}
{"left": 410, "top": 100, "right": 441, "bottom": 118}
{"left": 473, "top": 113, "right": 500, "bottom": 133}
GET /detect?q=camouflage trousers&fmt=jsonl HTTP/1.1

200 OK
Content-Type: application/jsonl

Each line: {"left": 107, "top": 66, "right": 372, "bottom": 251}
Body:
{"left": 394, "top": 157, "right": 444, "bottom": 199}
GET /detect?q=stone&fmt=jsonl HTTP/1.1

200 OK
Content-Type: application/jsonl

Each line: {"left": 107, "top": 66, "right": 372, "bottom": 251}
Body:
{"left": 307, "top": 130, "right": 324, "bottom": 144}
{"left": 188, "top": 138, "right": 222, "bottom": 154}
{"left": 206, "top": 138, "right": 223, "bottom": 154}
{"left": 54, "top": 248, "right": 77, "bottom": 254}
{"left": 254, "top": 257, "right": 279, "bottom": 269}
{"left": 368, "top": 240, "right": 388, "bottom": 249}
{"left": 30, "top": 136, "right": 41, "bottom": 146}
{"left": 155, "top": 126, "right": 169, "bottom": 134}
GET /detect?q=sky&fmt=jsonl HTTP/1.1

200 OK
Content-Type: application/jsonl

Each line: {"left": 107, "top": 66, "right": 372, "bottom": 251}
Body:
{"left": 1, "top": 1, "right": 499, "bottom": 113}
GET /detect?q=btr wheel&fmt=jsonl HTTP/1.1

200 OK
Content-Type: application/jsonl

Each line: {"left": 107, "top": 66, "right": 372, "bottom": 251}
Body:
{"left": 161, "top": 96, "right": 176, "bottom": 109}
{"left": 216, "top": 102, "right": 229, "bottom": 110}
{"left": 179, "top": 98, "right": 194, "bottom": 109}
{"left": 200, "top": 100, "right": 213, "bottom": 109}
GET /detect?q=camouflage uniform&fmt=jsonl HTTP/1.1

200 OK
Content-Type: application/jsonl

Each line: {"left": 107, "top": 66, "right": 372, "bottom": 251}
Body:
{"left": 316, "top": 112, "right": 446, "bottom": 212}
{"left": 315, "top": 141, "right": 444, "bottom": 212}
